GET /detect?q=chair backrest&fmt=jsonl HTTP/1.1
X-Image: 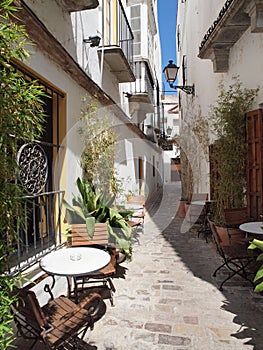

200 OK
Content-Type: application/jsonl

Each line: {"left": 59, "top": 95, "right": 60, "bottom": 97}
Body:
{"left": 12, "top": 286, "right": 49, "bottom": 333}
{"left": 71, "top": 223, "right": 108, "bottom": 247}
{"left": 208, "top": 219, "right": 224, "bottom": 252}
{"left": 26, "top": 290, "right": 49, "bottom": 330}
{"left": 223, "top": 207, "right": 249, "bottom": 227}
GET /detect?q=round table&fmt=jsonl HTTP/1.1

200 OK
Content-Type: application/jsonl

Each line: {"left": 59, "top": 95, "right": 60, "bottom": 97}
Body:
{"left": 40, "top": 247, "right": 111, "bottom": 277}
{"left": 239, "top": 221, "right": 263, "bottom": 235}
{"left": 40, "top": 247, "right": 111, "bottom": 301}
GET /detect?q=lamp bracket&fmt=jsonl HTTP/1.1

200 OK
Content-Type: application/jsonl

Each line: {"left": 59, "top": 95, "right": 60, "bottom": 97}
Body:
{"left": 169, "top": 83, "right": 195, "bottom": 95}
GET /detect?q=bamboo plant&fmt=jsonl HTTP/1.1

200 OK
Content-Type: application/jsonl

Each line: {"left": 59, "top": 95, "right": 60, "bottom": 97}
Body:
{"left": 0, "top": 1, "right": 45, "bottom": 348}
{"left": 209, "top": 78, "right": 258, "bottom": 225}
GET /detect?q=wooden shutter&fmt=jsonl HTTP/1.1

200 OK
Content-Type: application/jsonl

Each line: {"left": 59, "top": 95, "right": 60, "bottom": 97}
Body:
{"left": 246, "top": 109, "right": 263, "bottom": 219}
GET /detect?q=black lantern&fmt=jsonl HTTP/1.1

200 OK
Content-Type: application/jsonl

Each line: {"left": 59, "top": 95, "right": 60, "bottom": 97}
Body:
{"left": 163, "top": 60, "right": 194, "bottom": 95}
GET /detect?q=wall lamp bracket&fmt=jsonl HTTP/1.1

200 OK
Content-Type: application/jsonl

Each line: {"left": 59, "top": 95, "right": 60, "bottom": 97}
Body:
{"left": 83, "top": 35, "right": 101, "bottom": 47}
{"left": 168, "top": 83, "right": 195, "bottom": 95}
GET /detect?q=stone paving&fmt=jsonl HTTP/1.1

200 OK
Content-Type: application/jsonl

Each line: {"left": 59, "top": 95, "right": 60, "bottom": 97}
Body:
{"left": 85, "top": 182, "right": 263, "bottom": 350}
{"left": 11, "top": 181, "right": 263, "bottom": 350}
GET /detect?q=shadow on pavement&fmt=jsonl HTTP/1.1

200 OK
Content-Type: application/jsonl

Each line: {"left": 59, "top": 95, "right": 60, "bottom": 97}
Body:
{"left": 147, "top": 181, "right": 263, "bottom": 350}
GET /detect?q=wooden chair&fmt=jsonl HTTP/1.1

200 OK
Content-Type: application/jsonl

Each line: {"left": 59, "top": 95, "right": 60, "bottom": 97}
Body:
{"left": 223, "top": 207, "right": 250, "bottom": 244}
{"left": 209, "top": 219, "right": 255, "bottom": 291}
{"left": 11, "top": 274, "right": 101, "bottom": 350}
{"left": 70, "top": 223, "right": 116, "bottom": 306}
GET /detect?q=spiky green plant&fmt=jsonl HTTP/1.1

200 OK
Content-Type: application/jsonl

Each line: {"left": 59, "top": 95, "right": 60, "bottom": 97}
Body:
{"left": 63, "top": 178, "right": 133, "bottom": 258}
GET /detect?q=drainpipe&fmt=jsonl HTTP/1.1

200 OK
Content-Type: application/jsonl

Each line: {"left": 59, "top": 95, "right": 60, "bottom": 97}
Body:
{"left": 100, "top": 0, "right": 105, "bottom": 86}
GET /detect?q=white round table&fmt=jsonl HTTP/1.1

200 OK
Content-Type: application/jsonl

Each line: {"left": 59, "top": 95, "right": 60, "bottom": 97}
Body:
{"left": 40, "top": 247, "right": 111, "bottom": 302}
{"left": 40, "top": 247, "right": 111, "bottom": 277}
{"left": 239, "top": 221, "right": 263, "bottom": 235}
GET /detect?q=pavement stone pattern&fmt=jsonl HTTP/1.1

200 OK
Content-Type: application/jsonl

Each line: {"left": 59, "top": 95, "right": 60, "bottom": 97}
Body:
{"left": 11, "top": 182, "right": 263, "bottom": 350}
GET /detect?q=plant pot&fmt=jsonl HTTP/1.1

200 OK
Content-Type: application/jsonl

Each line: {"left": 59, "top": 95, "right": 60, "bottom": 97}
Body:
{"left": 184, "top": 203, "right": 190, "bottom": 222}
{"left": 177, "top": 200, "right": 186, "bottom": 218}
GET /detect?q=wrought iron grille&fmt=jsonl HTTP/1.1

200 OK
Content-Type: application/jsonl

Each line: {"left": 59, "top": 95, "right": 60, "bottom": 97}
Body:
{"left": 8, "top": 140, "right": 65, "bottom": 275}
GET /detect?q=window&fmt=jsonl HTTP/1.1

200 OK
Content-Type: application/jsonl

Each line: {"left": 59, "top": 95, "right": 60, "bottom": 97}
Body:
{"left": 9, "top": 62, "right": 65, "bottom": 274}
{"left": 131, "top": 5, "right": 141, "bottom": 55}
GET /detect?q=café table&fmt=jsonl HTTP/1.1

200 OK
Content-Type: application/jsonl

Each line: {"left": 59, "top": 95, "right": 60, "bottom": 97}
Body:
{"left": 40, "top": 247, "right": 111, "bottom": 302}
{"left": 239, "top": 221, "right": 263, "bottom": 236}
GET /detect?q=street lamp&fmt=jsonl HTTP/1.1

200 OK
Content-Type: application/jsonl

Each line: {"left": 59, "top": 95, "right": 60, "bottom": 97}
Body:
{"left": 163, "top": 60, "right": 195, "bottom": 95}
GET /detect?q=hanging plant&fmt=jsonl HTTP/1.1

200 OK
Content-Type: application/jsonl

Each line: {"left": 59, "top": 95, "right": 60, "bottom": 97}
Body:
{"left": 209, "top": 77, "right": 258, "bottom": 225}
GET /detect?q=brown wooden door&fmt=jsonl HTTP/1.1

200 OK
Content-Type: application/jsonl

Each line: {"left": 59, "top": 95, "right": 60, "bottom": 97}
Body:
{"left": 246, "top": 109, "right": 263, "bottom": 219}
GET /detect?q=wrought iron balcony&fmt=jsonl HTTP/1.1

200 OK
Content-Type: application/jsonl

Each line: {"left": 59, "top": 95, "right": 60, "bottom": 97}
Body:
{"left": 128, "top": 60, "right": 154, "bottom": 106}
{"left": 98, "top": 0, "right": 135, "bottom": 83}
{"left": 199, "top": 0, "right": 263, "bottom": 72}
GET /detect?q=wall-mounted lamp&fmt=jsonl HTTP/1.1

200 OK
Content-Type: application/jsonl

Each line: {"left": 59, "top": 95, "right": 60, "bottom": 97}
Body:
{"left": 83, "top": 35, "right": 101, "bottom": 47}
{"left": 163, "top": 60, "right": 195, "bottom": 95}
{"left": 123, "top": 92, "right": 133, "bottom": 98}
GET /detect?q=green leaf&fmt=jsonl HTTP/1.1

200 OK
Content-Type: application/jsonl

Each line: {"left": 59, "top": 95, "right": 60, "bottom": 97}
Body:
{"left": 85, "top": 217, "right": 95, "bottom": 238}
{"left": 253, "top": 265, "right": 263, "bottom": 282}
{"left": 254, "top": 282, "right": 263, "bottom": 293}
{"left": 248, "top": 239, "right": 263, "bottom": 251}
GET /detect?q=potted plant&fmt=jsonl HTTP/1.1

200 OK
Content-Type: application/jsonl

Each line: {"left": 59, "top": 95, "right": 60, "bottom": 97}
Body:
{"left": 63, "top": 177, "right": 133, "bottom": 260}
{"left": 208, "top": 77, "right": 258, "bottom": 234}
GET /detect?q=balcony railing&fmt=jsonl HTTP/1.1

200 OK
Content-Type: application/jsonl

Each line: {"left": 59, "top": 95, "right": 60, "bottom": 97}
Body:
{"left": 118, "top": 0, "right": 134, "bottom": 68}
{"left": 131, "top": 61, "right": 154, "bottom": 104}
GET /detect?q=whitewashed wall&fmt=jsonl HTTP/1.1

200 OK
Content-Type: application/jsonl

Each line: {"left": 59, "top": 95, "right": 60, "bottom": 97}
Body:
{"left": 177, "top": 0, "right": 263, "bottom": 194}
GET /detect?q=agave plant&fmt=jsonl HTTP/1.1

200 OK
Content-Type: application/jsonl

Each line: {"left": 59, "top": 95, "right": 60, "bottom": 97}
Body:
{"left": 248, "top": 238, "right": 263, "bottom": 293}
{"left": 63, "top": 177, "right": 133, "bottom": 258}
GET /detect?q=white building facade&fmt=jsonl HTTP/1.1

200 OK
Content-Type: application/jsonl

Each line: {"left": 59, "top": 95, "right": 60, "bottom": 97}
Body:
{"left": 176, "top": 0, "right": 263, "bottom": 202}
{"left": 10, "top": 0, "right": 163, "bottom": 273}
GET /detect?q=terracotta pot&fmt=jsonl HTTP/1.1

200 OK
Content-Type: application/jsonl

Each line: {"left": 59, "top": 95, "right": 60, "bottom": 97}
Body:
{"left": 184, "top": 203, "right": 190, "bottom": 222}
{"left": 177, "top": 200, "right": 186, "bottom": 218}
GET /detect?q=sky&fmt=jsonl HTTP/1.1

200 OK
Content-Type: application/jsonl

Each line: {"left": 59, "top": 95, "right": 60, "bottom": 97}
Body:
{"left": 157, "top": 0, "right": 178, "bottom": 92}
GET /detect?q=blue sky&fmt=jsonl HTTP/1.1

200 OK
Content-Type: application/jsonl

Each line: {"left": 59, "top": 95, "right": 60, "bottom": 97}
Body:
{"left": 157, "top": 0, "right": 178, "bottom": 91}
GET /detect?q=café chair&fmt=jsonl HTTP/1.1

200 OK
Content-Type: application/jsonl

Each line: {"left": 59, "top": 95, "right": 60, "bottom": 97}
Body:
{"left": 11, "top": 273, "right": 101, "bottom": 350}
{"left": 209, "top": 219, "right": 255, "bottom": 291}
{"left": 70, "top": 223, "right": 116, "bottom": 306}
{"left": 223, "top": 207, "right": 250, "bottom": 244}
